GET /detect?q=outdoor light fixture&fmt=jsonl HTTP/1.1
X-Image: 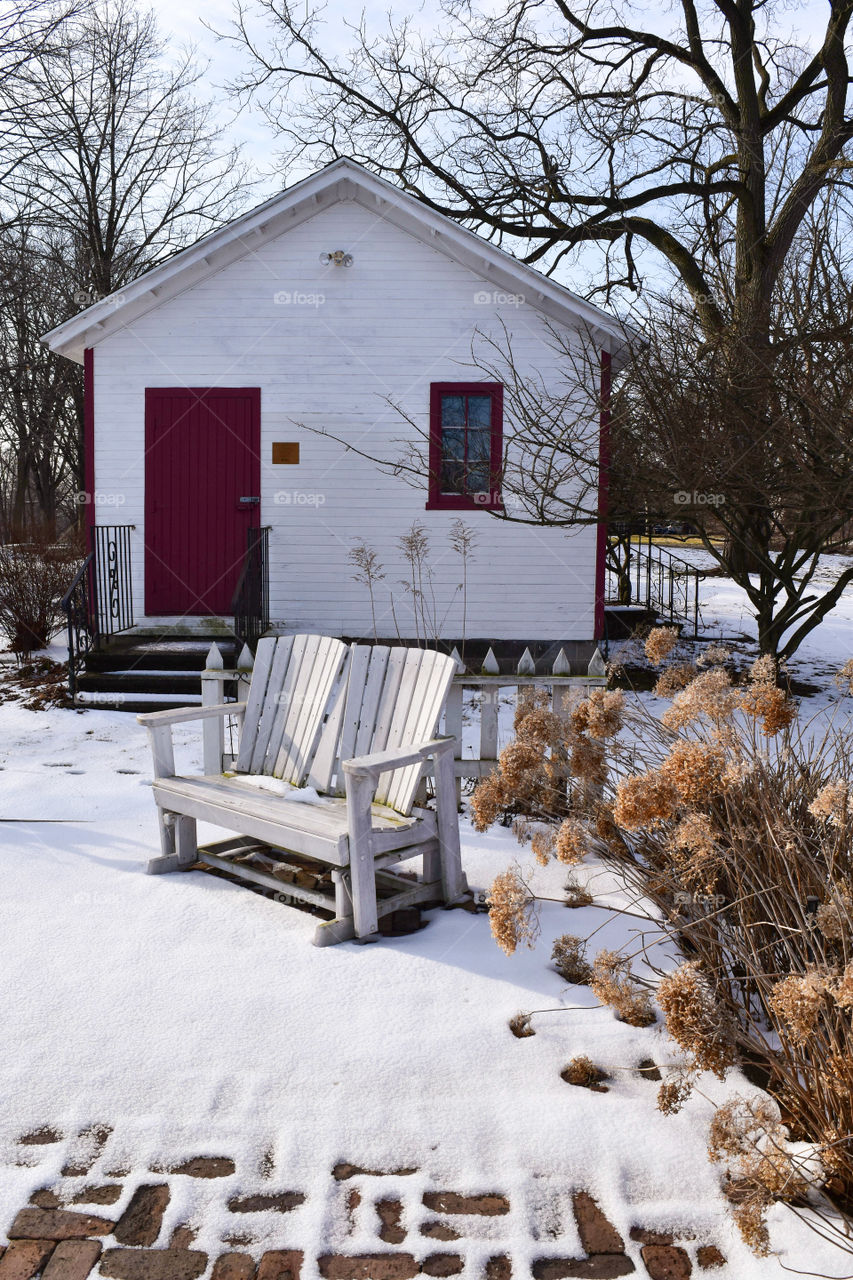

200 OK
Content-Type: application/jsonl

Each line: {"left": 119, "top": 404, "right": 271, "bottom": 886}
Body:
{"left": 319, "top": 250, "right": 353, "bottom": 267}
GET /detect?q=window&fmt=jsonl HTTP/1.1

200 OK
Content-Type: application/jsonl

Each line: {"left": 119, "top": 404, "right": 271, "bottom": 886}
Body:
{"left": 427, "top": 382, "right": 503, "bottom": 510}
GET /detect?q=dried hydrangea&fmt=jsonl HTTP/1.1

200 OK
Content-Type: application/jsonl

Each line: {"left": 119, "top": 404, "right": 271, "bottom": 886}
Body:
{"left": 571, "top": 687, "right": 624, "bottom": 739}
{"left": 808, "top": 780, "right": 849, "bottom": 826}
{"left": 645, "top": 626, "right": 680, "bottom": 666}
{"left": 816, "top": 887, "right": 853, "bottom": 942}
{"left": 661, "top": 668, "right": 739, "bottom": 731}
{"left": 697, "top": 644, "right": 732, "bottom": 668}
{"left": 749, "top": 653, "right": 778, "bottom": 684}
{"left": 653, "top": 663, "right": 698, "bottom": 697}
{"left": 529, "top": 828, "right": 554, "bottom": 866}
{"left": 569, "top": 734, "right": 607, "bottom": 788}
{"left": 657, "top": 1074, "right": 694, "bottom": 1115}
{"left": 834, "top": 657, "right": 853, "bottom": 694}
{"left": 487, "top": 869, "right": 539, "bottom": 956}
{"left": 660, "top": 739, "right": 727, "bottom": 806}
{"left": 554, "top": 817, "right": 589, "bottom": 865}
{"left": 657, "top": 961, "right": 737, "bottom": 1078}
{"left": 612, "top": 769, "right": 678, "bottom": 830}
{"left": 669, "top": 813, "right": 723, "bottom": 891}
{"left": 767, "top": 969, "right": 829, "bottom": 1046}
{"left": 551, "top": 934, "right": 592, "bottom": 984}
{"left": 590, "top": 949, "right": 655, "bottom": 1026}
{"left": 738, "top": 681, "right": 796, "bottom": 736}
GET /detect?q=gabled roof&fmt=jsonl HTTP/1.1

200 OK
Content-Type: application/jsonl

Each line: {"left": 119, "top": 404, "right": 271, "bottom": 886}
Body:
{"left": 42, "top": 157, "right": 631, "bottom": 366}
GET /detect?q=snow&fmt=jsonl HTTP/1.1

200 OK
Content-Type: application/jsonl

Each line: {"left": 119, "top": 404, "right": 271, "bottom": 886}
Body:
{"left": 2, "top": 571, "right": 853, "bottom": 1277}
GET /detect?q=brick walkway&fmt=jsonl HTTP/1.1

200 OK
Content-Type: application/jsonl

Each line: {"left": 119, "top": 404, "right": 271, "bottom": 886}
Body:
{"left": 1, "top": 1129, "right": 729, "bottom": 1280}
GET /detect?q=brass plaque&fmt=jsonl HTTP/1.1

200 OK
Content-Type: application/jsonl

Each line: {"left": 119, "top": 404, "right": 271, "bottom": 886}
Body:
{"left": 272, "top": 441, "right": 300, "bottom": 464}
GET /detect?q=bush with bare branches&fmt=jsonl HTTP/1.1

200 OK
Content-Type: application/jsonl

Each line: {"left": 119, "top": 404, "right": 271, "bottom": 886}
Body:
{"left": 482, "top": 628, "right": 853, "bottom": 1252}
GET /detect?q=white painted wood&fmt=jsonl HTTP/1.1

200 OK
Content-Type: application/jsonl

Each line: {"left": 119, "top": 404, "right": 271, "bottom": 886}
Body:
{"left": 588, "top": 647, "right": 607, "bottom": 677}
{"left": 251, "top": 634, "right": 299, "bottom": 773}
{"left": 517, "top": 647, "right": 535, "bottom": 675}
{"left": 202, "top": 648, "right": 226, "bottom": 776}
{"left": 552, "top": 648, "right": 571, "bottom": 676}
{"left": 235, "top": 637, "right": 277, "bottom": 772}
{"left": 307, "top": 651, "right": 350, "bottom": 793}
{"left": 140, "top": 634, "right": 465, "bottom": 944}
{"left": 483, "top": 648, "right": 500, "bottom": 674}
{"left": 479, "top": 688, "right": 499, "bottom": 762}
{"left": 434, "top": 743, "right": 466, "bottom": 901}
{"left": 148, "top": 725, "right": 175, "bottom": 779}
{"left": 335, "top": 644, "right": 373, "bottom": 791}
{"left": 345, "top": 769, "right": 380, "bottom": 937}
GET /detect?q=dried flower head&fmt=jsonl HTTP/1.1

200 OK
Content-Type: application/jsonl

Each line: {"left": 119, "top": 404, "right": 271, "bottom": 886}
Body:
{"left": 514, "top": 689, "right": 570, "bottom": 749}
{"left": 731, "top": 1196, "right": 771, "bottom": 1256}
{"left": 831, "top": 963, "right": 853, "bottom": 1008}
{"left": 749, "top": 654, "right": 778, "bottom": 684}
{"left": 572, "top": 687, "right": 624, "bottom": 739}
{"left": 739, "top": 681, "right": 796, "bottom": 736}
{"left": 657, "top": 961, "right": 737, "bottom": 1078}
{"left": 508, "top": 1011, "right": 535, "bottom": 1038}
{"left": 661, "top": 668, "right": 738, "bottom": 731}
{"left": 709, "top": 1094, "right": 811, "bottom": 1228}
{"left": 816, "top": 886, "right": 853, "bottom": 942}
{"left": 669, "top": 813, "right": 723, "bottom": 891}
{"left": 531, "top": 827, "right": 556, "bottom": 866}
{"left": 660, "top": 740, "right": 727, "bottom": 806}
{"left": 564, "top": 874, "right": 594, "bottom": 908}
{"left": 834, "top": 658, "right": 853, "bottom": 694}
{"left": 569, "top": 735, "right": 607, "bottom": 788}
{"left": 554, "top": 817, "right": 589, "bottom": 865}
{"left": 768, "top": 970, "right": 830, "bottom": 1045}
{"left": 590, "top": 949, "right": 656, "bottom": 1026}
{"left": 654, "top": 663, "right": 698, "bottom": 697}
{"left": 512, "top": 816, "right": 532, "bottom": 845}
{"left": 470, "top": 773, "right": 506, "bottom": 831}
{"left": 551, "top": 934, "right": 592, "bottom": 984}
{"left": 561, "top": 1056, "right": 608, "bottom": 1089}
{"left": 487, "top": 869, "right": 539, "bottom": 956}
{"left": 698, "top": 644, "right": 732, "bottom": 668}
{"left": 645, "top": 626, "right": 679, "bottom": 666}
{"left": 612, "top": 769, "right": 678, "bottom": 830}
{"left": 657, "top": 1074, "right": 694, "bottom": 1115}
{"left": 808, "top": 780, "right": 849, "bottom": 826}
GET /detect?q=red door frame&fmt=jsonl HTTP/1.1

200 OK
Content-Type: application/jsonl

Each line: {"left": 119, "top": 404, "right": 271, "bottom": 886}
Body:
{"left": 144, "top": 387, "right": 261, "bottom": 615}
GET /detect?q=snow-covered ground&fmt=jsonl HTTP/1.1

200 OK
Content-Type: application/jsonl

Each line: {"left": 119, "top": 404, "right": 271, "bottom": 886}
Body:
{"left": 1, "top": 571, "right": 852, "bottom": 1277}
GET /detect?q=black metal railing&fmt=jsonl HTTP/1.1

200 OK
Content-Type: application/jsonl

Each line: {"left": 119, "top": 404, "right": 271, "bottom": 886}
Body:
{"left": 60, "top": 552, "right": 95, "bottom": 701}
{"left": 60, "top": 524, "right": 136, "bottom": 698}
{"left": 606, "top": 532, "right": 703, "bottom": 636}
{"left": 231, "top": 526, "right": 270, "bottom": 651}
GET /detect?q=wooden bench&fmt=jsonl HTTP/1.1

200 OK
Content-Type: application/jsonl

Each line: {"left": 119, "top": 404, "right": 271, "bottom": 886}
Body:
{"left": 138, "top": 635, "right": 467, "bottom": 944}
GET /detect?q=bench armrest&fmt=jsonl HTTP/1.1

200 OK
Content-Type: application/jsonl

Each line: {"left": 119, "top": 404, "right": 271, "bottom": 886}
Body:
{"left": 342, "top": 735, "right": 455, "bottom": 779}
{"left": 137, "top": 701, "right": 247, "bottom": 727}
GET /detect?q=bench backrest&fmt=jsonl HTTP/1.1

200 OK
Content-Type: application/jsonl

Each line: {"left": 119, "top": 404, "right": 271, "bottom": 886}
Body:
{"left": 235, "top": 634, "right": 348, "bottom": 785}
{"left": 310, "top": 645, "right": 456, "bottom": 816}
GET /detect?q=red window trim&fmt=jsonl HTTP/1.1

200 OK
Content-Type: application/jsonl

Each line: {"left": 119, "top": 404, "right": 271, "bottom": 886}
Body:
{"left": 426, "top": 381, "right": 504, "bottom": 511}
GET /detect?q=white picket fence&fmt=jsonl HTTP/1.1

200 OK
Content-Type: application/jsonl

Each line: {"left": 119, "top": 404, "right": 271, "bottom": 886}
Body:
{"left": 199, "top": 642, "right": 607, "bottom": 783}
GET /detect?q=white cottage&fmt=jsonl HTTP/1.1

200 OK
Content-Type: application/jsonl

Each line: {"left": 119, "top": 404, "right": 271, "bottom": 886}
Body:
{"left": 44, "top": 159, "right": 626, "bottom": 684}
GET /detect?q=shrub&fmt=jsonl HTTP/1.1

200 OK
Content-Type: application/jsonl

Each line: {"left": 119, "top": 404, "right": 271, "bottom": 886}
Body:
{"left": 0, "top": 534, "right": 81, "bottom": 653}
{"left": 480, "top": 633, "right": 853, "bottom": 1253}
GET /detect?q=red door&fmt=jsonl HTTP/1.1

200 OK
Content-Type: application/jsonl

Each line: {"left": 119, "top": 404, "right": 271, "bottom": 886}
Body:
{"left": 145, "top": 388, "right": 261, "bottom": 615}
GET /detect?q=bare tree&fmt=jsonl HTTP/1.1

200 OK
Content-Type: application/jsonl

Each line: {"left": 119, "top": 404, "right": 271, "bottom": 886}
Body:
{"left": 222, "top": 0, "right": 853, "bottom": 657}
{"left": 0, "top": 0, "right": 255, "bottom": 531}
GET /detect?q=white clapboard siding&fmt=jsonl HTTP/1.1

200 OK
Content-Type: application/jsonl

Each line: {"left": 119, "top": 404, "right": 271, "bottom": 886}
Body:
{"left": 90, "top": 197, "right": 599, "bottom": 642}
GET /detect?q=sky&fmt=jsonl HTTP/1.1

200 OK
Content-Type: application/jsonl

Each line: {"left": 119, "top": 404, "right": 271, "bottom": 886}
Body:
{"left": 145, "top": 0, "right": 843, "bottom": 203}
